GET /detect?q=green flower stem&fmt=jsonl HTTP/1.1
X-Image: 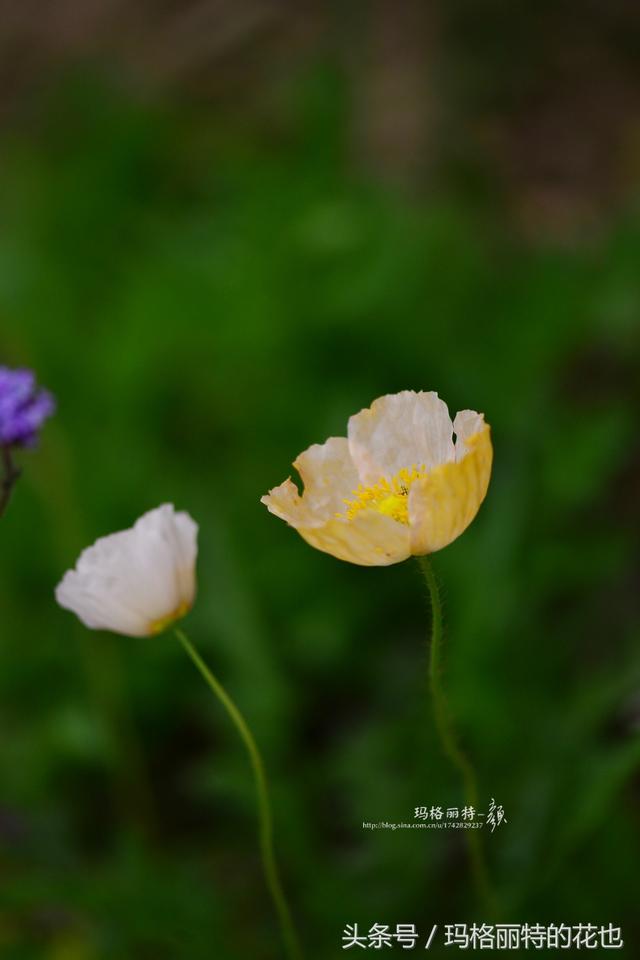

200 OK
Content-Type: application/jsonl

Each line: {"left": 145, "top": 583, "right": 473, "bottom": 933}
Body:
{"left": 175, "top": 628, "right": 303, "bottom": 960}
{"left": 0, "top": 445, "right": 21, "bottom": 519}
{"left": 416, "top": 556, "right": 496, "bottom": 916}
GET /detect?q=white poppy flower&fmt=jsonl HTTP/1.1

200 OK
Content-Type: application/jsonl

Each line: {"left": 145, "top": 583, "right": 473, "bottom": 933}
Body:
{"left": 55, "top": 504, "right": 198, "bottom": 636}
{"left": 261, "top": 390, "right": 492, "bottom": 566}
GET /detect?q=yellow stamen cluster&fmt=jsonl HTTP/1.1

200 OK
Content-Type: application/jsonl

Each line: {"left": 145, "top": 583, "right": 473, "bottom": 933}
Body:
{"left": 338, "top": 466, "right": 429, "bottom": 525}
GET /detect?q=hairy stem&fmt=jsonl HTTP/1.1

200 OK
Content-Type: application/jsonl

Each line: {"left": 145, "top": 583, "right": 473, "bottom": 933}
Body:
{"left": 0, "top": 446, "right": 21, "bottom": 519}
{"left": 416, "top": 556, "right": 497, "bottom": 916}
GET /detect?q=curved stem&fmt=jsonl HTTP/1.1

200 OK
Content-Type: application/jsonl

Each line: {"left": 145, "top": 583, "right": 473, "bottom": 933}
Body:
{"left": 0, "top": 446, "right": 21, "bottom": 519}
{"left": 416, "top": 556, "right": 497, "bottom": 916}
{"left": 175, "top": 628, "right": 303, "bottom": 960}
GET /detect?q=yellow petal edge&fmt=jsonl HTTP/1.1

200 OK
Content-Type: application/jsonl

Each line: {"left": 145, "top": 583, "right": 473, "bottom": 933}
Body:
{"left": 409, "top": 424, "right": 493, "bottom": 555}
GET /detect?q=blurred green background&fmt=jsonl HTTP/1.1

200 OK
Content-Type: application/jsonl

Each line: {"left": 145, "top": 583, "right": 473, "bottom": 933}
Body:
{"left": 1, "top": 2, "right": 639, "bottom": 957}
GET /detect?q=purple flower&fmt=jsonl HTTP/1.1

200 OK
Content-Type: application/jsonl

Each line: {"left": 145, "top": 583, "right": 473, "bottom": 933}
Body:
{"left": 0, "top": 366, "right": 55, "bottom": 447}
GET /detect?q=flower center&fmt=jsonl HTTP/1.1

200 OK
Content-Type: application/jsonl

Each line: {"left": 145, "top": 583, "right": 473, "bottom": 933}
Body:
{"left": 339, "top": 466, "right": 428, "bottom": 525}
{"left": 149, "top": 600, "right": 191, "bottom": 636}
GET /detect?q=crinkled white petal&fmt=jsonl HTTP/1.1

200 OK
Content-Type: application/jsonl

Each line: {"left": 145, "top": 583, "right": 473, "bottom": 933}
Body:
{"left": 347, "top": 390, "right": 455, "bottom": 485}
{"left": 261, "top": 436, "right": 360, "bottom": 526}
{"left": 294, "top": 436, "right": 361, "bottom": 519}
{"left": 453, "top": 409, "right": 486, "bottom": 460}
{"left": 55, "top": 504, "right": 198, "bottom": 637}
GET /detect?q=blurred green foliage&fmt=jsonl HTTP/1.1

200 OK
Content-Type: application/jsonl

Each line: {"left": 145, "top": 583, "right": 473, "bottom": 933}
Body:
{"left": 0, "top": 72, "right": 639, "bottom": 959}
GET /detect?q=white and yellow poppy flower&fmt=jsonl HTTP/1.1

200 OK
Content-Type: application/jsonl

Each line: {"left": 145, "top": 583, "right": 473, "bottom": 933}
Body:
{"left": 261, "top": 391, "right": 492, "bottom": 566}
{"left": 55, "top": 504, "right": 198, "bottom": 636}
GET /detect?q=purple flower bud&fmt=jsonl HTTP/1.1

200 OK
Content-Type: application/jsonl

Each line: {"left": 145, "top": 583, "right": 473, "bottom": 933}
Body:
{"left": 0, "top": 366, "right": 55, "bottom": 447}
